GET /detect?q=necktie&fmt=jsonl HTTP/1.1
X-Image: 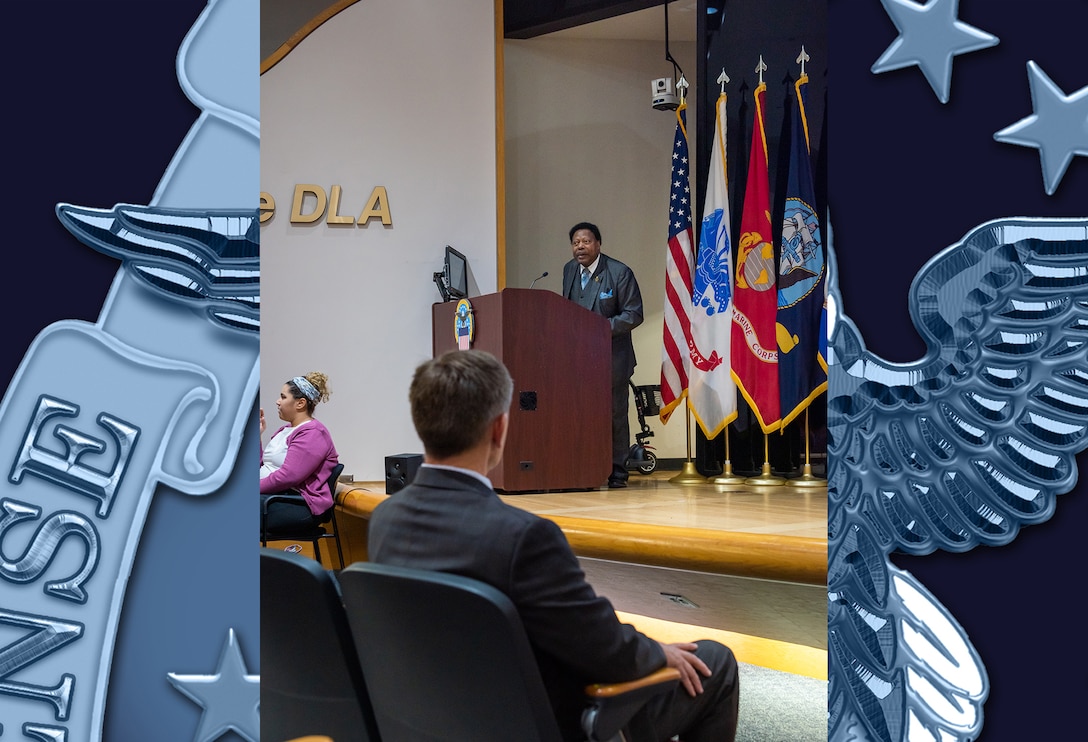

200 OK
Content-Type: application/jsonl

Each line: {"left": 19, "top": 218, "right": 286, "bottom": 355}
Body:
{"left": 581, "top": 267, "right": 590, "bottom": 289}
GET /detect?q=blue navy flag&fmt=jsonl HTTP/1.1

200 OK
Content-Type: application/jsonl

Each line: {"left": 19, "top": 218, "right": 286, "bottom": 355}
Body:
{"left": 777, "top": 73, "right": 826, "bottom": 427}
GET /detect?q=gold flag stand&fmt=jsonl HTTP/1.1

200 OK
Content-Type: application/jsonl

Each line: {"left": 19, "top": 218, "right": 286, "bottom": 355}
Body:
{"left": 670, "top": 405, "right": 708, "bottom": 485}
{"left": 745, "top": 432, "right": 785, "bottom": 486}
{"left": 787, "top": 407, "right": 826, "bottom": 489}
{"left": 711, "top": 423, "right": 746, "bottom": 485}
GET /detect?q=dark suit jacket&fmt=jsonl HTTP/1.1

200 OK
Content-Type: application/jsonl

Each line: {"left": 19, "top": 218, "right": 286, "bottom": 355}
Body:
{"left": 562, "top": 253, "right": 644, "bottom": 380}
{"left": 368, "top": 466, "right": 665, "bottom": 740}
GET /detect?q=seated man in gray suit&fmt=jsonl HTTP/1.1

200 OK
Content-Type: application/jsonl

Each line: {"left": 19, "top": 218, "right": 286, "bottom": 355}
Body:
{"left": 562, "top": 221, "right": 644, "bottom": 488}
{"left": 368, "top": 349, "right": 739, "bottom": 742}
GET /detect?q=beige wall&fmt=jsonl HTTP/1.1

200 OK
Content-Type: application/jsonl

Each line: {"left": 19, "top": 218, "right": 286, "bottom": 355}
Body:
{"left": 260, "top": 0, "right": 497, "bottom": 479}
{"left": 261, "top": 1, "right": 700, "bottom": 477}
{"left": 504, "top": 36, "right": 697, "bottom": 461}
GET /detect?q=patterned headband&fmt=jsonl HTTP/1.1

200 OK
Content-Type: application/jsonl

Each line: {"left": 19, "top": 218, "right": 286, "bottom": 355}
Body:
{"left": 291, "top": 376, "right": 320, "bottom": 403}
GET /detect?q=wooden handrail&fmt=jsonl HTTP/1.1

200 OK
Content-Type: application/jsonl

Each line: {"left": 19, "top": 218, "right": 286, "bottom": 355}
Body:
{"left": 338, "top": 487, "right": 826, "bottom": 586}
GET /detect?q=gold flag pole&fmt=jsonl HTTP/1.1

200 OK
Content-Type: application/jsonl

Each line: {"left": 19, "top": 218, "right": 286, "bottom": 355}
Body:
{"left": 745, "top": 431, "right": 785, "bottom": 486}
{"left": 711, "top": 422, "right": 746, "bottom": 485}
{"left": 787, "top": 408, "right": 826, "bottom": 488}
{"left": 670, "top": 405, "right": 708, "bottom": 484}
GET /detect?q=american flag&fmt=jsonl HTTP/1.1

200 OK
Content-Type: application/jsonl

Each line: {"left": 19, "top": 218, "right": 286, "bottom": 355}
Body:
{"left": 660, "top": 103, "right": 694, "bottom": 423}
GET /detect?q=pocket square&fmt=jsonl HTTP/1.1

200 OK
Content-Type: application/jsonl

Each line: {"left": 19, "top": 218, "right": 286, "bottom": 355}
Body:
{"left": 599, "top": 289, "right": 613, "bottom": 299}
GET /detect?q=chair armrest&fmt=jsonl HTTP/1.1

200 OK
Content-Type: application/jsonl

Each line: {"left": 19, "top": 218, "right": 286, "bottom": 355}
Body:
{"left": 262, "top": 492, "right": 336, "bottom": 528}
{"left": 581, "top": 667, "right": 681, "bottom": 742}
{"left": 262, "top": 492, "right": 306, "bottom": 513}
{"left": 584, "top": 666, "right": 680, "bottom": 698}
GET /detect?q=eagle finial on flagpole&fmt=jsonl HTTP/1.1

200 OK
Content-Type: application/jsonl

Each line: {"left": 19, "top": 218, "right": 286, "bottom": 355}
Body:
{"left": 677, "top": 74, "right": 689, "bottom": 104}
{"left": 796, "top": 45, "right": 810, "bottom": 77}
{"left": 755, "top": 55, "right": 767, "bottom": 86}
{"left": 717, "top": 68, "right": 730, "bottom": 94}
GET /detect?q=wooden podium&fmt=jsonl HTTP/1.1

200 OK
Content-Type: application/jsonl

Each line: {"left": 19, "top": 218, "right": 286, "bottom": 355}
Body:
{"left": 432, "top": 288, "right": 611, "bottom": 493}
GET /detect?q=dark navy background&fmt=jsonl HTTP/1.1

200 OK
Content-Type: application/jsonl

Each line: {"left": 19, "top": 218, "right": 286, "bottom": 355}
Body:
{"left": 5, "top": 1, "right": 258, "bottom": 739}
{"left": 7, "top": 0, "right": 1084, "bottom": 740}
{"left": 831, "top": 1, "right": 1087, "bottom": 740}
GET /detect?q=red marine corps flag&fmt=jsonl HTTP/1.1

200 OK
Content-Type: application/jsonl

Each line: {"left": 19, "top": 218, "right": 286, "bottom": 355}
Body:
{"left": 730, "top": 61, "right": 781, "bottom": 433}
{"left": 660, "top": 101, "right": 695, "bottom": 423}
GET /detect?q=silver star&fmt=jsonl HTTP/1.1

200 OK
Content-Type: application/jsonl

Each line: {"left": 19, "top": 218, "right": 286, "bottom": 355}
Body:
{"left": 871, "top": 0, "right": 998, "bottom": 103}
{"left": 167, "top": 628, "right": 260, "bottom": 742}
{"left": 994, "top": 61, "right": 1088, "bottom": 196}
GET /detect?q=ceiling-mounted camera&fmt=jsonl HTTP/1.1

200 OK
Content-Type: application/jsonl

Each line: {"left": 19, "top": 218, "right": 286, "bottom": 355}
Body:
{"left": 651, "top": 77, "right": 679, "bottom": 111}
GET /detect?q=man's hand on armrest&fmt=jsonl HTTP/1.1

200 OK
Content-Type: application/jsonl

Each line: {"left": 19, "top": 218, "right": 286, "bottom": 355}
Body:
{"left": 659, "top": 641, "right": 712, "bottom": 697}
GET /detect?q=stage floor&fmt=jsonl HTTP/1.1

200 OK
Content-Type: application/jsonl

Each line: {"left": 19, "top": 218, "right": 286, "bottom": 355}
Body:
{"left": 498, "top": 468, "right": 827, "bottom": 539}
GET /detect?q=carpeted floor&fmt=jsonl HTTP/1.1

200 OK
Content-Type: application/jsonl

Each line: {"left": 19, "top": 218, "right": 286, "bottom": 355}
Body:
{"left": 736, "top": 662, "right": 827, "bottom": 742}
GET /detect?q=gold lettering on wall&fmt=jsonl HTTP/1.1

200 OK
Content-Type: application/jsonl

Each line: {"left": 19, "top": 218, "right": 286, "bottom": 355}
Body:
{"left": 327, "top": 185, "right": 354, "bottom": 225}
{"left": 290, "top": 184, "right": 327, "bottom": 223}
{"left": 259, "top": 192, "right": 275, "bottom": 223}
{"left": 259, "top": 185, "right": 394, "bottom": 227}
{"left": 358, "top": 186, "right": 391, "bottom": 225}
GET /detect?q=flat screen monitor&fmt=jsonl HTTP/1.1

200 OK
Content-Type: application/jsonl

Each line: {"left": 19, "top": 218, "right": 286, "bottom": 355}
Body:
{"left": 445, "top": 245, "right": 468, "bottom": 299}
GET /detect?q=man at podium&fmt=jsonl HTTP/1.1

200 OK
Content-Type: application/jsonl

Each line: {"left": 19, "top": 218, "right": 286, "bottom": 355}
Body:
{"left": 561, "top": 222, "right": 644, "bottom": 488}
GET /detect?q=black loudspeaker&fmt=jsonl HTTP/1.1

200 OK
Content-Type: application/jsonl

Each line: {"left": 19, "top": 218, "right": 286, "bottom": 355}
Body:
{"left": 385, "top": 453, "right": 423, "bottom": 494}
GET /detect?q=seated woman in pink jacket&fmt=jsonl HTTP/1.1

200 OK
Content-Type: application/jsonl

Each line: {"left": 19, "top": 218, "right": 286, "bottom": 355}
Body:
{"left": 260, "top": 371, "right": 340, "bottom": 534}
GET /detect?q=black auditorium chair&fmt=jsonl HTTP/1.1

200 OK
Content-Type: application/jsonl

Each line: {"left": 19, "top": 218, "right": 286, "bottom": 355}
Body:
{"left": 337, "top": 562, "right": 681, "bottom": 742}
{"left": 261, "top": 462, "right": 346, "bottom": 569}
{"left": 260, "top": 547, "right": 380, "bottom": 742}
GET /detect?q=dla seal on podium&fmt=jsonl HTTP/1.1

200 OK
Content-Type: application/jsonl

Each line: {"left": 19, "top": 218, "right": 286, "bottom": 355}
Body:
{"left": 454, "top": 298, "right": 475, "bottom": 350}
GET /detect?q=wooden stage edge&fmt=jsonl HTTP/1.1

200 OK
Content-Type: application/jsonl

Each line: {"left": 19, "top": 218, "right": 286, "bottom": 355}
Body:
{"left": 269, "top": 484, "right": 829, "bottom": 679}
{"left": 337, "top": 486, "right": 826, "bottom": 587}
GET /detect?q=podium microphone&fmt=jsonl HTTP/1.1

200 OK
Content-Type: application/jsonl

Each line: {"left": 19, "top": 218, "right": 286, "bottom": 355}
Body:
{"left": 528, "top": 271, "right": 549, "bottom": 289}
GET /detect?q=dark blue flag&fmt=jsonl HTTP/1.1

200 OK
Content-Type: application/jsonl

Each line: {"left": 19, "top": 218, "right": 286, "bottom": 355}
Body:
{"left": 777, "top": 73, "right": 827, "bottom": 426}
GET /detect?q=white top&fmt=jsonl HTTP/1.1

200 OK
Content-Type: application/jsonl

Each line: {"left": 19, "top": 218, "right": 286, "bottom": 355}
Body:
{"left": 260, "top": 419, "right": 311, "bottom": 479}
